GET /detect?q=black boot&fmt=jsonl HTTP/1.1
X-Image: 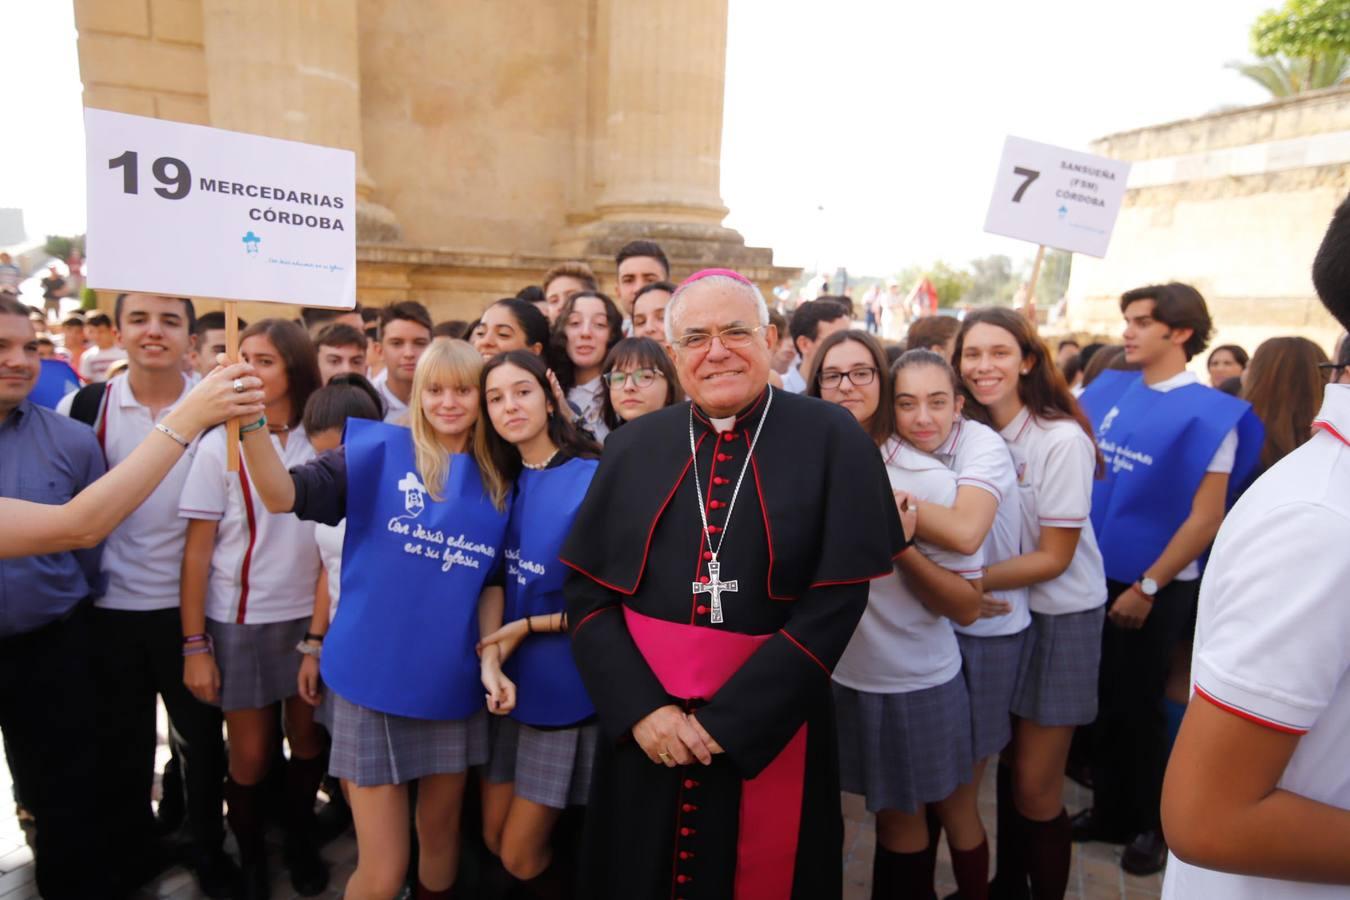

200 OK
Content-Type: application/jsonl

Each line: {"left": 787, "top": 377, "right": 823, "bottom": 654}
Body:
{"left": 283, "top": 754, "right": 329, "bottom": 896}
{"left": 226, "top": 778, "right": 270, "bottom": 900}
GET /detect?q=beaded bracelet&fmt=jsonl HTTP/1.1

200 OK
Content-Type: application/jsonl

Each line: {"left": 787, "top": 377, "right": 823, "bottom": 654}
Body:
{"left": 182, "top": 634, "right": 214, "bottom": 657}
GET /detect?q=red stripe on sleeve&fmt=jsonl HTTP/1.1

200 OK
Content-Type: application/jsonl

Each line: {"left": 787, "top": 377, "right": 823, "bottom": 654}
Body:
{"left": 778, "top": 629, "right": 829, "bottom": 676}
{"left": 1193, "top": 685, "right": 1308, "bottom": 736}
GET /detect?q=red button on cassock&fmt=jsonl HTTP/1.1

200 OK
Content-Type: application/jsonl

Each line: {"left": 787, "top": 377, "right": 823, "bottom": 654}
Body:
{"left": 681, "top": 827, "right": 694, "bottom": 837}
{"left": 696, "top": 605, "right": 709, "bottom": 614}
{"left": 682, "top": 803, "right": 697, "bottom": 812}
{"left": 684, "top": 779, "right": 699, "bottom": 789}
{"left": 722, "top": 431, "right": 737, "bottom": 441}
{"left": 714, "top": 476, "right": 729, "bottom": 485}
{"left": 677, "top": 875, "right": 691, "bottom": 884}
{"left": 699, "top": 575, "right": 710, "bottom": 584}
{"left": 709, "top": 500, "right": 724, "bottom": 510}
{"left": 706, "top": 525, "right": 720, "bottom": 534}
{"left": 716, "top": 453, "right": 732, "bottom": 462}
{"left": 702, "top": 551, "right": 714, "bottom": 560}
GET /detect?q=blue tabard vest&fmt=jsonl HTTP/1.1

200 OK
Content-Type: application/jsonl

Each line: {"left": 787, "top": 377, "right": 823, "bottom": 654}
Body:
{"left": 502, "top": 456, "right": 598, "bottom": 727}
{"left": 322, "top": 418, "right": 509, "bottom": 720}
{"left": 1079, "top": 370, "right": 1263, "bottom": 584}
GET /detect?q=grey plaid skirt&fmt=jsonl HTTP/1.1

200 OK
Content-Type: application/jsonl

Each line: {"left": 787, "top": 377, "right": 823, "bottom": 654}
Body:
{"left": 956, "top": 629, "right": 1028, "bottom": 761}
{"left": 206, "top": 617, "right": 307, "bottom": 712}
{"left": 834, "top": 674, "right": 975, "bottom": 814}
{"left": 484, "top": 716, "right": 599, "bottom": 810}
{"left": 328, "top": 692, "right": 488, "bottom": 787}
{"left": 1010, "top": 606, "right": 1105, "bottom": 728}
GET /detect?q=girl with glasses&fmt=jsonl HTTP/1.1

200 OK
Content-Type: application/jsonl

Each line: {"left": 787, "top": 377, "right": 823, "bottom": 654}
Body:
{"left": 599, "top": 337, "right": 682, "bottom": 432}
{"left": 809, "top": 331, "right": 992, "bottom": 899}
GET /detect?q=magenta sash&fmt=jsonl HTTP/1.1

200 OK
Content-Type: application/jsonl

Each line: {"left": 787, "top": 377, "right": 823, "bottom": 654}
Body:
{"left": 624, "top": 607, "right": 807, "bottom": 900}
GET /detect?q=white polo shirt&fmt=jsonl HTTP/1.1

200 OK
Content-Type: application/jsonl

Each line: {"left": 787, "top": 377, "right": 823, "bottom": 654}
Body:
{"left": 58, "top": 374, "right": 198, "bottom": 611}
{"left": 999, "top": 407, "right": 1107, "bottom": 616}
{"left": 933, "top": 417, "right": 1031, "bottom": 638}
{"left": 782, "top": 364, "right": 807, "bottom": 394}
{"left": 833, "top": 439, "right": 982, "bottom": 694}
{"left": 1162, "top": 384, "right": 1350, "bottom": 900}
{"left": 1142, "top": 370, "right": 1237, "bottom": 582}
{"left": 315, "top": 520, "right": 344, "bottom": 623}
{"left": 179, "top": 425, "right": 320, "bottom": 625}
{"left": 374, "top": 371, "right": 409, "bottom": 425}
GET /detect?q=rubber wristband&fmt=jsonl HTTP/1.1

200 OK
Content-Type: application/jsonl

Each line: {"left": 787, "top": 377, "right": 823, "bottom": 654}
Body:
{"left": 526, "top": 616, "right": 535, "bottom": 634}
{"left": 239, "top": 416, "right": 268, "bottom": 436}
{"left": 303, "top": 631, "right": 326, "bottom": 643}
{"left": 182, "top": 633, "right": 209, "bottom": 645}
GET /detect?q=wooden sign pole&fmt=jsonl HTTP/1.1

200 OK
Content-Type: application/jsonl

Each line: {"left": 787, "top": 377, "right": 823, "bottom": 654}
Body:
{"left": 1020, "top": 244, "right": 1047, "bottom": 331}
{"left": 225, "top": 301, "right": 241, "bottom": 472}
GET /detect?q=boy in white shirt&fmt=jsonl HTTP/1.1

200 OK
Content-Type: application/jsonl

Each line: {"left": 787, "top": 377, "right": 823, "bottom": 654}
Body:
{"left": 1160, "top": 195, "right": 1350, "bottom": 897}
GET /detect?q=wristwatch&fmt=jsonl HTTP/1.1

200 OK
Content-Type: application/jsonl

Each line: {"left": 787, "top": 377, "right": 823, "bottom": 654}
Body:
{"left": 1137, "top": 577, "right": 1159, "bottom": 598}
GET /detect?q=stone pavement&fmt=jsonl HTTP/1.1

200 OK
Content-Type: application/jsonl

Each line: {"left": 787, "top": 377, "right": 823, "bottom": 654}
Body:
{"left": 2, "top": 724, "right": 1162, "bottom": 899}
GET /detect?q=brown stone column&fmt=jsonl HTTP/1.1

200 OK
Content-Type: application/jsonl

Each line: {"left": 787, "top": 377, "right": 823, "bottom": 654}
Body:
{"left": 594, "top": 0, "right": 730, "bottom": 225}
{"left": 200, "top": 0, "right": 399, "bottom": 240}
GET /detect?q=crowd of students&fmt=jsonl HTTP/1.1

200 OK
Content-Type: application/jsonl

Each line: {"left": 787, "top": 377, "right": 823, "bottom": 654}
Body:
{"left": 2, "top": 220, "right": 1349, "bottom": 900}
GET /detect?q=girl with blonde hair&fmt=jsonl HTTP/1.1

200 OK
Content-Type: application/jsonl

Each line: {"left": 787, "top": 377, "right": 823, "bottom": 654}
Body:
{"left": 241, "top": 339, "right": 512, "bottom": 900}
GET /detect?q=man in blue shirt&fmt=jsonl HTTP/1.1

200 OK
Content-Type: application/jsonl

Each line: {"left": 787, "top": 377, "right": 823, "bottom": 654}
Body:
{"left": 0, "top": 294, "right": 108, "bottom": 898}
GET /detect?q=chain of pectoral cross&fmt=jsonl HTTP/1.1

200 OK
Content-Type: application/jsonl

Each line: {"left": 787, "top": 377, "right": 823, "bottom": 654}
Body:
{"left": 687, "top": 387, "right": 774, "bottom": 624}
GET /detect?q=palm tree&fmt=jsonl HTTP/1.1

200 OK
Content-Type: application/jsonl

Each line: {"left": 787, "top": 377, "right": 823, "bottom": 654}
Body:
{"left": 1227, "top": 53, "right": 1350, "bottom": 97}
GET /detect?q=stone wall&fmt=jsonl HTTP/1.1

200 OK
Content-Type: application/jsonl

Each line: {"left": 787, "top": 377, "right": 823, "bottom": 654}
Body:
{"left": 1064, "top": 85, "right": 1350, "bottom": 357}
{"left": 73, "top": 0, "right": 798, "bottom": 322}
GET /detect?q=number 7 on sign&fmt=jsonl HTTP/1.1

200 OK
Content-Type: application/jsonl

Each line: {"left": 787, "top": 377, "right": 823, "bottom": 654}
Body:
{"left": 1011, "top": 166, "right": 1040, "bottom": 203}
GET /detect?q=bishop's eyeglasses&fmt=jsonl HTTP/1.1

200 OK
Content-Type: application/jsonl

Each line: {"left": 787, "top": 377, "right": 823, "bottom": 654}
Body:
{"left": 672, "top": 325, "right": 763, "bottom": 352}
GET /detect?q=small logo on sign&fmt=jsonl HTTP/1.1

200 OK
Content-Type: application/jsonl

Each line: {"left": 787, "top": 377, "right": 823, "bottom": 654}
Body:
{"left": 242, "top": 231, "right": 262, "bottom": 255}
{"left": 1057, "top": 205, "right": 1068, "bottom": 219}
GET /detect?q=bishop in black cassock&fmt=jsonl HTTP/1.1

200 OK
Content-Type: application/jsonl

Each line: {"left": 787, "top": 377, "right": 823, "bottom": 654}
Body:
{"left": 563, "top": 269, "right": 909, "bottom": 899}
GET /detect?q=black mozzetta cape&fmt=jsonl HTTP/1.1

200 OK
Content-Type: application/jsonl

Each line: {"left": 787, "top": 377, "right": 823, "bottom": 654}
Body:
{"left": 562, "top": 387, "right": 908, "bottom": 900}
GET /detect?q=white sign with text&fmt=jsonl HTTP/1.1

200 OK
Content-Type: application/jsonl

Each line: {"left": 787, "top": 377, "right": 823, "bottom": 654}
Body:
{"left": 983, "top": 136, "right": 1131, "bottom": 258}
{"left": 84, "top": 108, "right": 356, "bottom": 308}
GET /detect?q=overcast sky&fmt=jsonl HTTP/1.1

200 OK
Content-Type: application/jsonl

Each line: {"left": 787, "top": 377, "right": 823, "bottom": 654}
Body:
{"left": 9, "top": 0, "right": 1275, "bottom": 277}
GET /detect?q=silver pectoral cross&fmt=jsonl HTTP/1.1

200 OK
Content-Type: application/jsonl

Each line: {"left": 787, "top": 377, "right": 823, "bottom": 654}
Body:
{"left": 692, "top": 559, "right": 738, "bottom": 625}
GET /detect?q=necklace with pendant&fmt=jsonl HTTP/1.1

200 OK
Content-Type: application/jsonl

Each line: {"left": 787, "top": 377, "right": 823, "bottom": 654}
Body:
{"left": 688, "top": 388, "right": 774, "bottom": 624}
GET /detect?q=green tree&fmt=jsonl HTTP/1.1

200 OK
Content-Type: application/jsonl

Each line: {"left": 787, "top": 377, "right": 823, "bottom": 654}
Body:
{"left": 43, "top": 234, "right": 85, "bottom": 262}
{"left": 1035, "top": 250, "right": 1073, "bottom": 305}
{"left": 926, "top": 260, "right": 974, "bottom": 308}
{"left": 966, "top": 255, "right": 1017, "bottom": 306}
{"left": 1227, "top": 53, "right": 1350, "bottom": 96}
{"left": 1230, "top": 0, "right": 1350, "bottom": 97}
{"left": 1253, "top": 0, "right": 1350, "bottom": 58}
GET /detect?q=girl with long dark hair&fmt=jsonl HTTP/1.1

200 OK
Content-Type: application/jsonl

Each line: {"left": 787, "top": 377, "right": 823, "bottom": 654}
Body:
{"left": 475, "top": 350, "right": 601, "bottom": 896}
{"left": 953, "top": 308, "right": 1106, "bottom": 900}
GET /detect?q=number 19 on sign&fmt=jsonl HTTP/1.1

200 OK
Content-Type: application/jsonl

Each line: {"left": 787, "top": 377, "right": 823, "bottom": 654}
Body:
{"left": 107, "top": 151, "right": 193, "bottom": 200}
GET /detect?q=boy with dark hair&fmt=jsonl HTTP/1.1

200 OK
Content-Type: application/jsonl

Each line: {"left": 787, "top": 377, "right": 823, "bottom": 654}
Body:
{"left": 374, "top": 301, "right": 433, "bottom": 422}
{"left": 314, "top": 322, "right": 368, "bottom": 384}
{"left": 904, "top": 315, "right": 961, "bottom": 360}
{"left": 1159, "top": 193, "right": 1350, "bottom": 899}
{"left": 80, "top": 311, "right": 129, "bottom": 382}
{"left": 784, "top": 298, "right": 851, "bottom": 393}
{"left": 1075, "top": 282, "right": 1263, "bottom": 875}
{"left": 299, "top": 304, "right": 364, "bottom": 336}
{"left": 191, "top": 311, "right": 247, "bottom": 377}
{"left": 615, "top": 240, "right": 670, "bottom": 311}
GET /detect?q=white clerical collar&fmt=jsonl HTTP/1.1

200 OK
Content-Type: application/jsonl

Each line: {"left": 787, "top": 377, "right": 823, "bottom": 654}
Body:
{"left": 710, "top": 415, "right": 736, "bottom": 433}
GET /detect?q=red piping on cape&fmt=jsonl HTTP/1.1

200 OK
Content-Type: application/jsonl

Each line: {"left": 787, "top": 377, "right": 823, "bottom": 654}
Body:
{"left": 778, "top": 628, "right": 828, "bottom": 676}
{"left": 236, "top": 465, "right": 259, "bottom": 624}
{"left": 750, "top": 456, "right": 790, "bottom": 601}
{"left": 1194, "top": 684, "right": 1306, "bottom": 736}
{"left": 558, "top": 432, "right": 708, "bottom": 596}
{"left": 571, "top": 606, "right": 615, "bottom": 637}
